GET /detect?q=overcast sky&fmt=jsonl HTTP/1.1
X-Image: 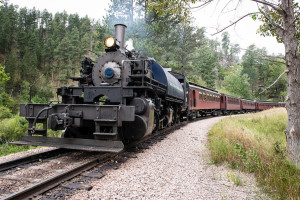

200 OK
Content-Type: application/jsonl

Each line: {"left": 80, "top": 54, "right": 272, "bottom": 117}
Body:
{"left": 8, "top": 0, "right": 285, "bottom": 55}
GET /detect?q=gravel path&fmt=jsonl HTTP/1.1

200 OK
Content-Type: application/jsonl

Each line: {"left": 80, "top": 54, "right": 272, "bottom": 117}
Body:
{"left": 69, "top": 116, "right": 267, "bottom": 200}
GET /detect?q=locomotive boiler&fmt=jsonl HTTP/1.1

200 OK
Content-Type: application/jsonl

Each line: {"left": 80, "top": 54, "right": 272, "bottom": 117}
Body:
{"left": 13, "top": 24, "right": 190, "bottom": 152}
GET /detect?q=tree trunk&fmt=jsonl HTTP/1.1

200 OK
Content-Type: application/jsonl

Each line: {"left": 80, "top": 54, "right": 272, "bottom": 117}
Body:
{"left": 281, "top": 0, "right": 300, "bottom": 167}
{"left": 57, "top": 67, "right": 60, "bottom": 88}
{"left": 52, "top": 68, "right": 54, "bottom": 83}
{"left": 181, "top": 57, "right": 185, "bottom": 75}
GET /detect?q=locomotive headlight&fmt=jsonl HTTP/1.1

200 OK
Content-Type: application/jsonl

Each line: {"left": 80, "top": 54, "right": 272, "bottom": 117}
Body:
{"left": 104, "top": 37, "right": 116, "bottom": 48}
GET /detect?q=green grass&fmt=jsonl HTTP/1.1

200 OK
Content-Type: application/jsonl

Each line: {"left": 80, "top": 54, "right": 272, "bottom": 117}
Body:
{"left": 0, "top": 143, "right": 37, "bottom": 157}
{"left": 208, "top": 108, "right": 300, "bottom": 200}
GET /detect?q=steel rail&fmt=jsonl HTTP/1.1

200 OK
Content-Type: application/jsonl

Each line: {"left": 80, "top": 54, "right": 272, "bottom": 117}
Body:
{"left": 0, "top": 148, "right": 71, "bottom": 172}
{"left": 1, "top": 153, "right": 113, "bottom": 200}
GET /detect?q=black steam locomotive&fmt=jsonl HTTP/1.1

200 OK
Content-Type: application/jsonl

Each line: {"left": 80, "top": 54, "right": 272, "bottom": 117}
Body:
{"left": 14, "top": 24, "right": 190, "bottom": 152}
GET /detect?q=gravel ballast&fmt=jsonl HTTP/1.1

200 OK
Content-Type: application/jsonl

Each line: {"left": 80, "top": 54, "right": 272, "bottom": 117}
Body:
{"left": 69, "top": 116, "right": 266, "bottom": 199}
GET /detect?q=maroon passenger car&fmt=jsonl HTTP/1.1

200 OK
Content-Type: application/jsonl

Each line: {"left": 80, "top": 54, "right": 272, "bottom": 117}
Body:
{"left": 220, "top": 94, "right": 241, "bottom": 114}
{"left": 241, "top": 99, "right": 256, "bottom": 112}
{"left": 189, "top": 82, "right": 221, "bottom": 118}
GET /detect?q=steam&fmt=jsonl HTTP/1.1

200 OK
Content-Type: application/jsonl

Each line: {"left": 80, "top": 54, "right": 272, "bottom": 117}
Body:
{"left": 125, "top": 38, "right": 135, "bottom": 51}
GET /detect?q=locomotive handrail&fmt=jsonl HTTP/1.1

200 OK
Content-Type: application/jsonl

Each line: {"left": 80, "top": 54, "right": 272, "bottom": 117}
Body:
{"left": 129, "top": 75, "right": 167, "bottom": 88}
{"left": 30, "top": 105, "right": 53, "bottom": 134}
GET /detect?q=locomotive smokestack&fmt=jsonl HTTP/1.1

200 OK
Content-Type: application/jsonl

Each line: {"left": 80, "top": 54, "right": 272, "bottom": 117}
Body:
{"left": 114, "top": 24, "right": 127, "bottom": 49}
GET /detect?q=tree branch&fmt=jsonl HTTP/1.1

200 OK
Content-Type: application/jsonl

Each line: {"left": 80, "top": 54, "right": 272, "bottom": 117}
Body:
{"left": 292, "top": 9, "right": 300, "bottom": 23}
{"left": 257, "top": 57, "right": 286, "bottom": 65}
{"left": 259, "top": 69, "right": 288, "bottom": 94}
{"left": 211, "top": 12, "right": 259, "bottom": 36}
{"left": 250, "top": 0, "right": 284, "bottom": 14}
{"left": 239, "top": 47, "right": 285, "bottom": 59}
{"left": 191, "top": 0, "right": 213, "bottom": 10}
{"left": 263, "top": 5, "right": 285, "bottom": 34}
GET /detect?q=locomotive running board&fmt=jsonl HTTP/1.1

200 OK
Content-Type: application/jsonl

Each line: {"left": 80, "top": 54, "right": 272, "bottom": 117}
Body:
{"left": 11, "top": 136, "right": 124, "bottom": 153}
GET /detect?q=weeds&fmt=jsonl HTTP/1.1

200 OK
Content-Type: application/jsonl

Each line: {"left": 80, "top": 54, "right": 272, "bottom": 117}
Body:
{"left": 227, "top": 172, "right": 244, "bottom": 186}
{"left": 208, "top": 108, "right": 300, "bottom": 199}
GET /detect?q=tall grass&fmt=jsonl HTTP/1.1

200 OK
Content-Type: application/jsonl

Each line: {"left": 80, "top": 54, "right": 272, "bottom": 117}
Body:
{"left": 208, "top": 108, "right": 300, "bottom": 199}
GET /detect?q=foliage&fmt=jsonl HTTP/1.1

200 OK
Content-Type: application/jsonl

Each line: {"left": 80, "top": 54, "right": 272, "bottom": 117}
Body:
{"left": 0, "top": 115, "right": 28, "bottom": 143}
{"left": 32, "top": 88, "right": 54, "bottom": 103}
{"left": 0, "top": 1, "right": 93, "bottom": 101}
{"left": 208, "top": 108, "right": 300, "bottom": 199}
{"left": 0, "top": 64, "right": 9, "bottom": 82}
{"left": 219, "top": 66, "right": 251, "bottom": 98}
{"left": 241, "top": 45, "right": 259, "bottom": 95}
{"left": 148, "top": 0, "right": 194, "bottom": 23}
{"left": 241, "top": 44, "right": 287, "bottom": 100}
{"left": 0, "top": 143, "right": 37, "bottom": 157}
{"left": 0, "top": 106, "right": 12, "bottom": 119}
{"left": 252, "top": 1, "right": 300, "bottom": 51}
{"left": 220, "top": 32, "right": 240, "bottom": 67}
{"left": 187, "top": 75, "right": 207, "bottom": 86}
{"left": 0, "top": 91, "right": 14, "bottom": 109}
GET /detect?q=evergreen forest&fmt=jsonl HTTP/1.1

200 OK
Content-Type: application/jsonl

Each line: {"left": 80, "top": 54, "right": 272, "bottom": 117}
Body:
{"left": 0, "top": 0, "right": 287, "bottom": 120}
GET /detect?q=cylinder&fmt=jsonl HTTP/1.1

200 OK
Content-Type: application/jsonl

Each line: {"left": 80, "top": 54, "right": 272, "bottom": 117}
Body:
{"left": 114, "top": 24, "right": 127, "bottom": 49}
{"left": 123, "top": 99, "right": 154, "bottom": 141}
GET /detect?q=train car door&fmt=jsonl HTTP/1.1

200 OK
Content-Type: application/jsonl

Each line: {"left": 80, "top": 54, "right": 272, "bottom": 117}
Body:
{"left": 190, "top": 89, "right": 193, "bottom": 108}
{"left": 220, "top": 95, "right": 223, "bottom": 108}
{"left": 220, "top": 94, "right": 227, "bottom": 110}
{"left": 193, "top": 90, "right": 196, "bottom": 107}
{"left": 240, "top": 99, "right": 243, "bottom": 110}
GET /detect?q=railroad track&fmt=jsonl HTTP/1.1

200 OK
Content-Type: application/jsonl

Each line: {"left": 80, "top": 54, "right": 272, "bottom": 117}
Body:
{"left": 0, "top": 115, "right": 216, "bottom": 200}
{"left": 0, "top": 148, "right": 72, "bottom": 172}
{"left": 2, "top": 153, "right": 112, "bottom": 200}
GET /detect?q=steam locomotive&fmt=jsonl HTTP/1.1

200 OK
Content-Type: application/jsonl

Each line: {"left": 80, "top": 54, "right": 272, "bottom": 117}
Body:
{"left": 13, "top": 24, "right": 284, "bottom": 152}
{"left": 14, "top": 24, "right": 190, "bottom": 152}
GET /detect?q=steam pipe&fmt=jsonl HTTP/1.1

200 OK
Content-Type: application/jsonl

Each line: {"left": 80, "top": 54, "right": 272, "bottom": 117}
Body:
{"left": 114, "top": 24, "right": 127, "bottom": 49}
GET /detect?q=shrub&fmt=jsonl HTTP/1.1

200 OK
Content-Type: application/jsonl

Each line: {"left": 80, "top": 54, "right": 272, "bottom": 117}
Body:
{"left": 0, "top": 92, "right": 14, "bottom": 109}
{"left": 0, "top": 116, "right": 28, "bottom": 143}
{"left": 0, "top": 106, "right": 12, "bottom": 119}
